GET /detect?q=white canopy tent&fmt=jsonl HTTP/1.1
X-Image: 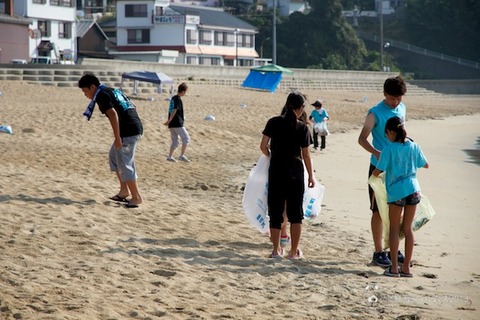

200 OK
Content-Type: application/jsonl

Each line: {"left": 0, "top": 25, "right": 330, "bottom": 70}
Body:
{"left": 120, "top": 71, "right": 174, "bottom": 95}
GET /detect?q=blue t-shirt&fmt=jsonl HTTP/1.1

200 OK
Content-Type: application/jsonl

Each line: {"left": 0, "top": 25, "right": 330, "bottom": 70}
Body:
{"left": 309, "top": 108, "right": 329, "bottom": 123}
{"left": 375, "top": 140, "right": 428, "bottom": 202}
{"left": 369, "top": 101, "right": 406, "bottom": 166}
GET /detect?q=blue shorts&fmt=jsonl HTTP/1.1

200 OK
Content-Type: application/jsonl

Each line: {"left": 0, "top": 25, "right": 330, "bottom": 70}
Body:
{"left": 388, "top": 192, "right": 421, "bottom": 207}
{"left": 109, "top": 134, "right": 141, "bottom": 181}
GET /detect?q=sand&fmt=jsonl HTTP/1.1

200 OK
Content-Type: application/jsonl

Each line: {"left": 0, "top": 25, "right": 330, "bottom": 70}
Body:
{"left": 0, "top": 79, "right": 479, "bottom": 319}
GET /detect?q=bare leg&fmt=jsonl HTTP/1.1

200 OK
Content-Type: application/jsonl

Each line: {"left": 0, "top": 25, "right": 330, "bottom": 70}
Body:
{"left": 270, "top": 228, "right": 282, "bottom": 256}
{"left": 401, "top": 204, "right": 416, "bottom": 274}
{"left": 372, "top": 210, "right": 384, "bottom": 252}
{"left": 388, "top": 204, "right": 403, "bottom": 274}
{"left": 125, "top": 179, "right": 143, "bottom": 206}
{"left": 289, "top": 223, "right": 302, "bottom": 256}
{"left": 168, "top": 145, "right": 175, "bottom": 158}
{"left": 180, "top": 144, "right": 187, "bottom": 157}
{"left": 115, "top": 171, "right": 130, "bottom": 198}
{"left": 280, "top": 210, "right": 288, "bottom": 238}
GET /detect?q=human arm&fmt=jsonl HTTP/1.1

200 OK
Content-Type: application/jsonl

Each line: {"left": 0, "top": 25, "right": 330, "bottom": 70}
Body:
{"left": 163, "top": 108, "right": 177, "bottom": 126}
{"left": 372, "top": 168, "right": 383, "bottom": 177}
{"left": 105, "top": 108, "right": 122, "bottom": 149}
{"left": 260, "top": 135, "right": 270, "bottom": 156}
{"left": 302, "top": 147, "right": 315, "bottom": 188}
{"left": 423, "top": 163, "right": 429, "bottom": 169}
{"left": 358, "top": 112, "right": 381, "bottom": 160}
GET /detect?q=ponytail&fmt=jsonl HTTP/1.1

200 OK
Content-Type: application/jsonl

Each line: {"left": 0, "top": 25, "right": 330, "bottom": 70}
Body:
{"left": 282, "top": 91, "right": 306, "bottom": 128}
{"left": 385, "top": 116, "right": 407, "bottom": 143}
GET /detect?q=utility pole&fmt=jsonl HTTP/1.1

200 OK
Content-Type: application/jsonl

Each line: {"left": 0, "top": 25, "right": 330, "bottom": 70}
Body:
{"left": 272, "top": 0, "right": 277, "bottom": 65}
{"left": 379, "top": 0, "right": 384, "bottom": 71}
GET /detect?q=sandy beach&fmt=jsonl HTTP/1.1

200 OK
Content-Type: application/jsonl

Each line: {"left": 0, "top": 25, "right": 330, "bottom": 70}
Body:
{"left": 0, "top": 79, "right": 479, "bottom": 320}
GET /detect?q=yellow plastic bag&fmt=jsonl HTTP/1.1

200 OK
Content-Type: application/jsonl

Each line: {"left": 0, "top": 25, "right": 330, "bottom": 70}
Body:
{"left": 368, "top": 174, "right": 436, "bottom": 249}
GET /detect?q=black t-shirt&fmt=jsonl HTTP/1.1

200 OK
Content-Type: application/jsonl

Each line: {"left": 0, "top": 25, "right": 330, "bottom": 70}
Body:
{"left": 96, "top": 87, "right": 143, "bottom": 137}
{"left": 168, "top": 95, "right": 184, "bottom": 128}
{"left": 262, "top": 115, "right": 312, "bottom": 178}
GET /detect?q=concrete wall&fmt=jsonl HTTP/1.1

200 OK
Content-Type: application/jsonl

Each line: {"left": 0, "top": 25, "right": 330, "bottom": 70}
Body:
{"left": 410, "top": 79, "right": 480, "bottom": 95}
{"left": 79, "top": 57, "right": 398, "bottom": 81}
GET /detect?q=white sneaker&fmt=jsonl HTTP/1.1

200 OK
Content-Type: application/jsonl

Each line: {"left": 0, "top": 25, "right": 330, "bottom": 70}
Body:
{"left": 178, "top": 155, "right": 190, "bottom": 162}
{"left": 166, "top": 156, "right": 177, "bottom": 162}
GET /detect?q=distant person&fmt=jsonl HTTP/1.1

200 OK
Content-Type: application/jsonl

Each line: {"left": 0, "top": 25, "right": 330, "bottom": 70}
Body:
{"left": 78, "top": 73, "right": 143, "bottom": 208}
{"left": 309, "top": 99, "right": 329, "bottom": 150}
{"left": 358, "top": 76, "right": 407, "bottom": 267}
{"left": 260, "top": 91, "right": 315, "bottom": 259}
{"left": 373, "top": 116, "right": 429, "bottom": 277}
{"left": 164, "top": 82, "right": 190, "bottom": 162}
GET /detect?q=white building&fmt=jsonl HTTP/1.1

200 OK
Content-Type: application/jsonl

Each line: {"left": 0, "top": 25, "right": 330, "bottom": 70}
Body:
{"left": 110, "top": 0, "right": 258, "bottom": 66}
{"left": 13, "top": 0, "right": 76, "bottom": 63}
{"left": 264, "top": 0, "right": 309, "bottom": 17}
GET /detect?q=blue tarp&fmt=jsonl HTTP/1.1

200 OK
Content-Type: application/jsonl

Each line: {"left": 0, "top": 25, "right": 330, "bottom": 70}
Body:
{"left": 241, "top": 64, "right": 293, "bottom": 93}
{"left": 241, "top": 70, "right": 283, "bottom": 93}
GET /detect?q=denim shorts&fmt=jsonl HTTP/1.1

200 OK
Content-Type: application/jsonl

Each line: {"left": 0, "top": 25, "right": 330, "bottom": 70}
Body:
{"left": 388, "top": 192, "right": 421, "bottom": 207}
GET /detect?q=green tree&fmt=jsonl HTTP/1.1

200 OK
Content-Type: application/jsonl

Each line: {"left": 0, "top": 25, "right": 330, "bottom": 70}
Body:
{"left": 405, "top": 0, "right": 480, "bottom": 62}
{"left": 276, "top": 0, "right": 367, "bottom": 69}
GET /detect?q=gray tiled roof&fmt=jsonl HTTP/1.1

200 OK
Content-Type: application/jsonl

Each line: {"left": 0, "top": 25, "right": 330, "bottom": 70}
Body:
{"left": 76, "top": 19, "right": 108, "bottom": 39}
{"left": 0, "top": 13, "right": 32, "bottom": 25}
{"left": 169, "top": 5, "right": 257, "bottom": 31}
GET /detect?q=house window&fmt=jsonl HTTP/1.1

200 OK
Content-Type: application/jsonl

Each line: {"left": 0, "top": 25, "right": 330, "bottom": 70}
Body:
{"left": 154, "top": 6, "right": 165, "bottom": 16}
{"left": 214, "top": 32, "right": 223, "bottom": 46}
{"left": 50, "top": 0, "right": 73, "bottom": 6}
{"left": 125, "top": 4, "right": 148, "bottom": 17}
{"left": 186, "top": 30, "right": 197, "bottom": 44}
{"left": 127, "top": 29, "right": 150, "bottom": 44}
{"left": 199, "top": 57, "right": 220, "bottom": 65}
{"left": 38, "top": 21, "right": 51, "bottom": 37}
{"left": 226, "top": 33, "right": 235, "bottom": 46}
{"left": 186, "top": 56, "right": 197, "bottom": 64}
{"left": 58, "top": 22, "right": 72, "bottom": 39}
{"left": 199, "top": 30, "right": 212, "bottom": 45}
{"left": 244, "top": 34, "right": 253, "bottom": 48}
{"left": 32, "top": 0, "right": 46, "bottom": 4}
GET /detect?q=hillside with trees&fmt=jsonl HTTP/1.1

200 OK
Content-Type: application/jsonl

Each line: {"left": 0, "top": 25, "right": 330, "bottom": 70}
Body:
{"left": 244, "top": 0, "right": 480, "bottom": 73}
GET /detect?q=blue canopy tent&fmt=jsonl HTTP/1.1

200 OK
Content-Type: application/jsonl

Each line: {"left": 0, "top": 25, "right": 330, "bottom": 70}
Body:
{"left": 241, "top": 64, "right": 293, "bottom": 93}
{"left": 120, "top": 71, "right": 174, "bottom": 95}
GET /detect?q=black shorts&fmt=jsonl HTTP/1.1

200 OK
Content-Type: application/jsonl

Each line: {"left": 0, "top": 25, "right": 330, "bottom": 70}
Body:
{"left": 368, "top": 164, "right": 379, "bottom": 212}
{"left": 388, "top": 192, "right": 421, "bottom": 207}
{"left": 268, "top": 176, "right": 304, "bottom": 229}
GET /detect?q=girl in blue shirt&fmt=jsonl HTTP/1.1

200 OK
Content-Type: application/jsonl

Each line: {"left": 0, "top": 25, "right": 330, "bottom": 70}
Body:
{"left": 373, "top": 116, "right": 429, "bottom": 278}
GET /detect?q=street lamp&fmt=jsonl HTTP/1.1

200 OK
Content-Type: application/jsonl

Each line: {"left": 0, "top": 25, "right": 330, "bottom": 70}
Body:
{"left": 384, "top": 42, "right": 390, "bottom": 72}
{"left": 260, "top": 37, "right": 271, "bottom": 61}
{"left": 234, "top": 28, "right": 240, "bottom": 67}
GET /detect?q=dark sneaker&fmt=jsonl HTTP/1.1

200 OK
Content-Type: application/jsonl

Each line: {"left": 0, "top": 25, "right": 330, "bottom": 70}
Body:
{"left": 387, "top": 250, "right": 405, "bottom": 264}
{"left": 372, "top": 251, "right": 392, "bottom": 267}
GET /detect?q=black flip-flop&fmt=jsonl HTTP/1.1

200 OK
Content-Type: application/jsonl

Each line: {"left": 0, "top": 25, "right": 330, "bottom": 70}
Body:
{"left": 399, "top": 271, "right": 413, "bottom": 278}
{"left": 383, "top": 267, "right": 400, "bottom": 277}
{"left": 109, "top": 195, "right": 129, "bottom": 203}
{"left": 124, "top": 203, "right": 139, "bottom": 208}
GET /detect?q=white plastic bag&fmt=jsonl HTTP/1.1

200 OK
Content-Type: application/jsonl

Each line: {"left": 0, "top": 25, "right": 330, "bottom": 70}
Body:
{"left": 368, "top": 174, "right": 436, "bottom": 249}
{"left": 313, "top": 121, "right": 329, "bottom": 136}
{"left": 242, "top": 155, "right": 325, "bottom": 234}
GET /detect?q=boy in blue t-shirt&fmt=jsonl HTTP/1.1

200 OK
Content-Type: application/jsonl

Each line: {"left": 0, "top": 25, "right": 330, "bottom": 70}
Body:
{"left": 309, "top": 99, "right": 329, "bottom": 150}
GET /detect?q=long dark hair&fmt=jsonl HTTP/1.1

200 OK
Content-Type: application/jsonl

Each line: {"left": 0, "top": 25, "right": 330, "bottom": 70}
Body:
{"left": 282, "top": 91, "right": 306, "bottom": 129}
{"left": 385, "top": 116, "right": 407, "bottom": 143}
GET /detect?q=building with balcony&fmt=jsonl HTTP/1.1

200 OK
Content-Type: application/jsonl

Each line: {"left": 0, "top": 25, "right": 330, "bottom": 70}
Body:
{"left": 10, "top": 0, "right": 77, "bottom": 63}
{"left": 109, "top": 0, "right": 258, "bottom": 66}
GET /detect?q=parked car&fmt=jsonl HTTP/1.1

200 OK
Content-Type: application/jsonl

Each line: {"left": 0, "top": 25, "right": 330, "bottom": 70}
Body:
{"left": 30, "top": 57, "right": 52, "bottom": 64}
{"left": 10, "top": 59, "right": 28, "bottom": 64}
